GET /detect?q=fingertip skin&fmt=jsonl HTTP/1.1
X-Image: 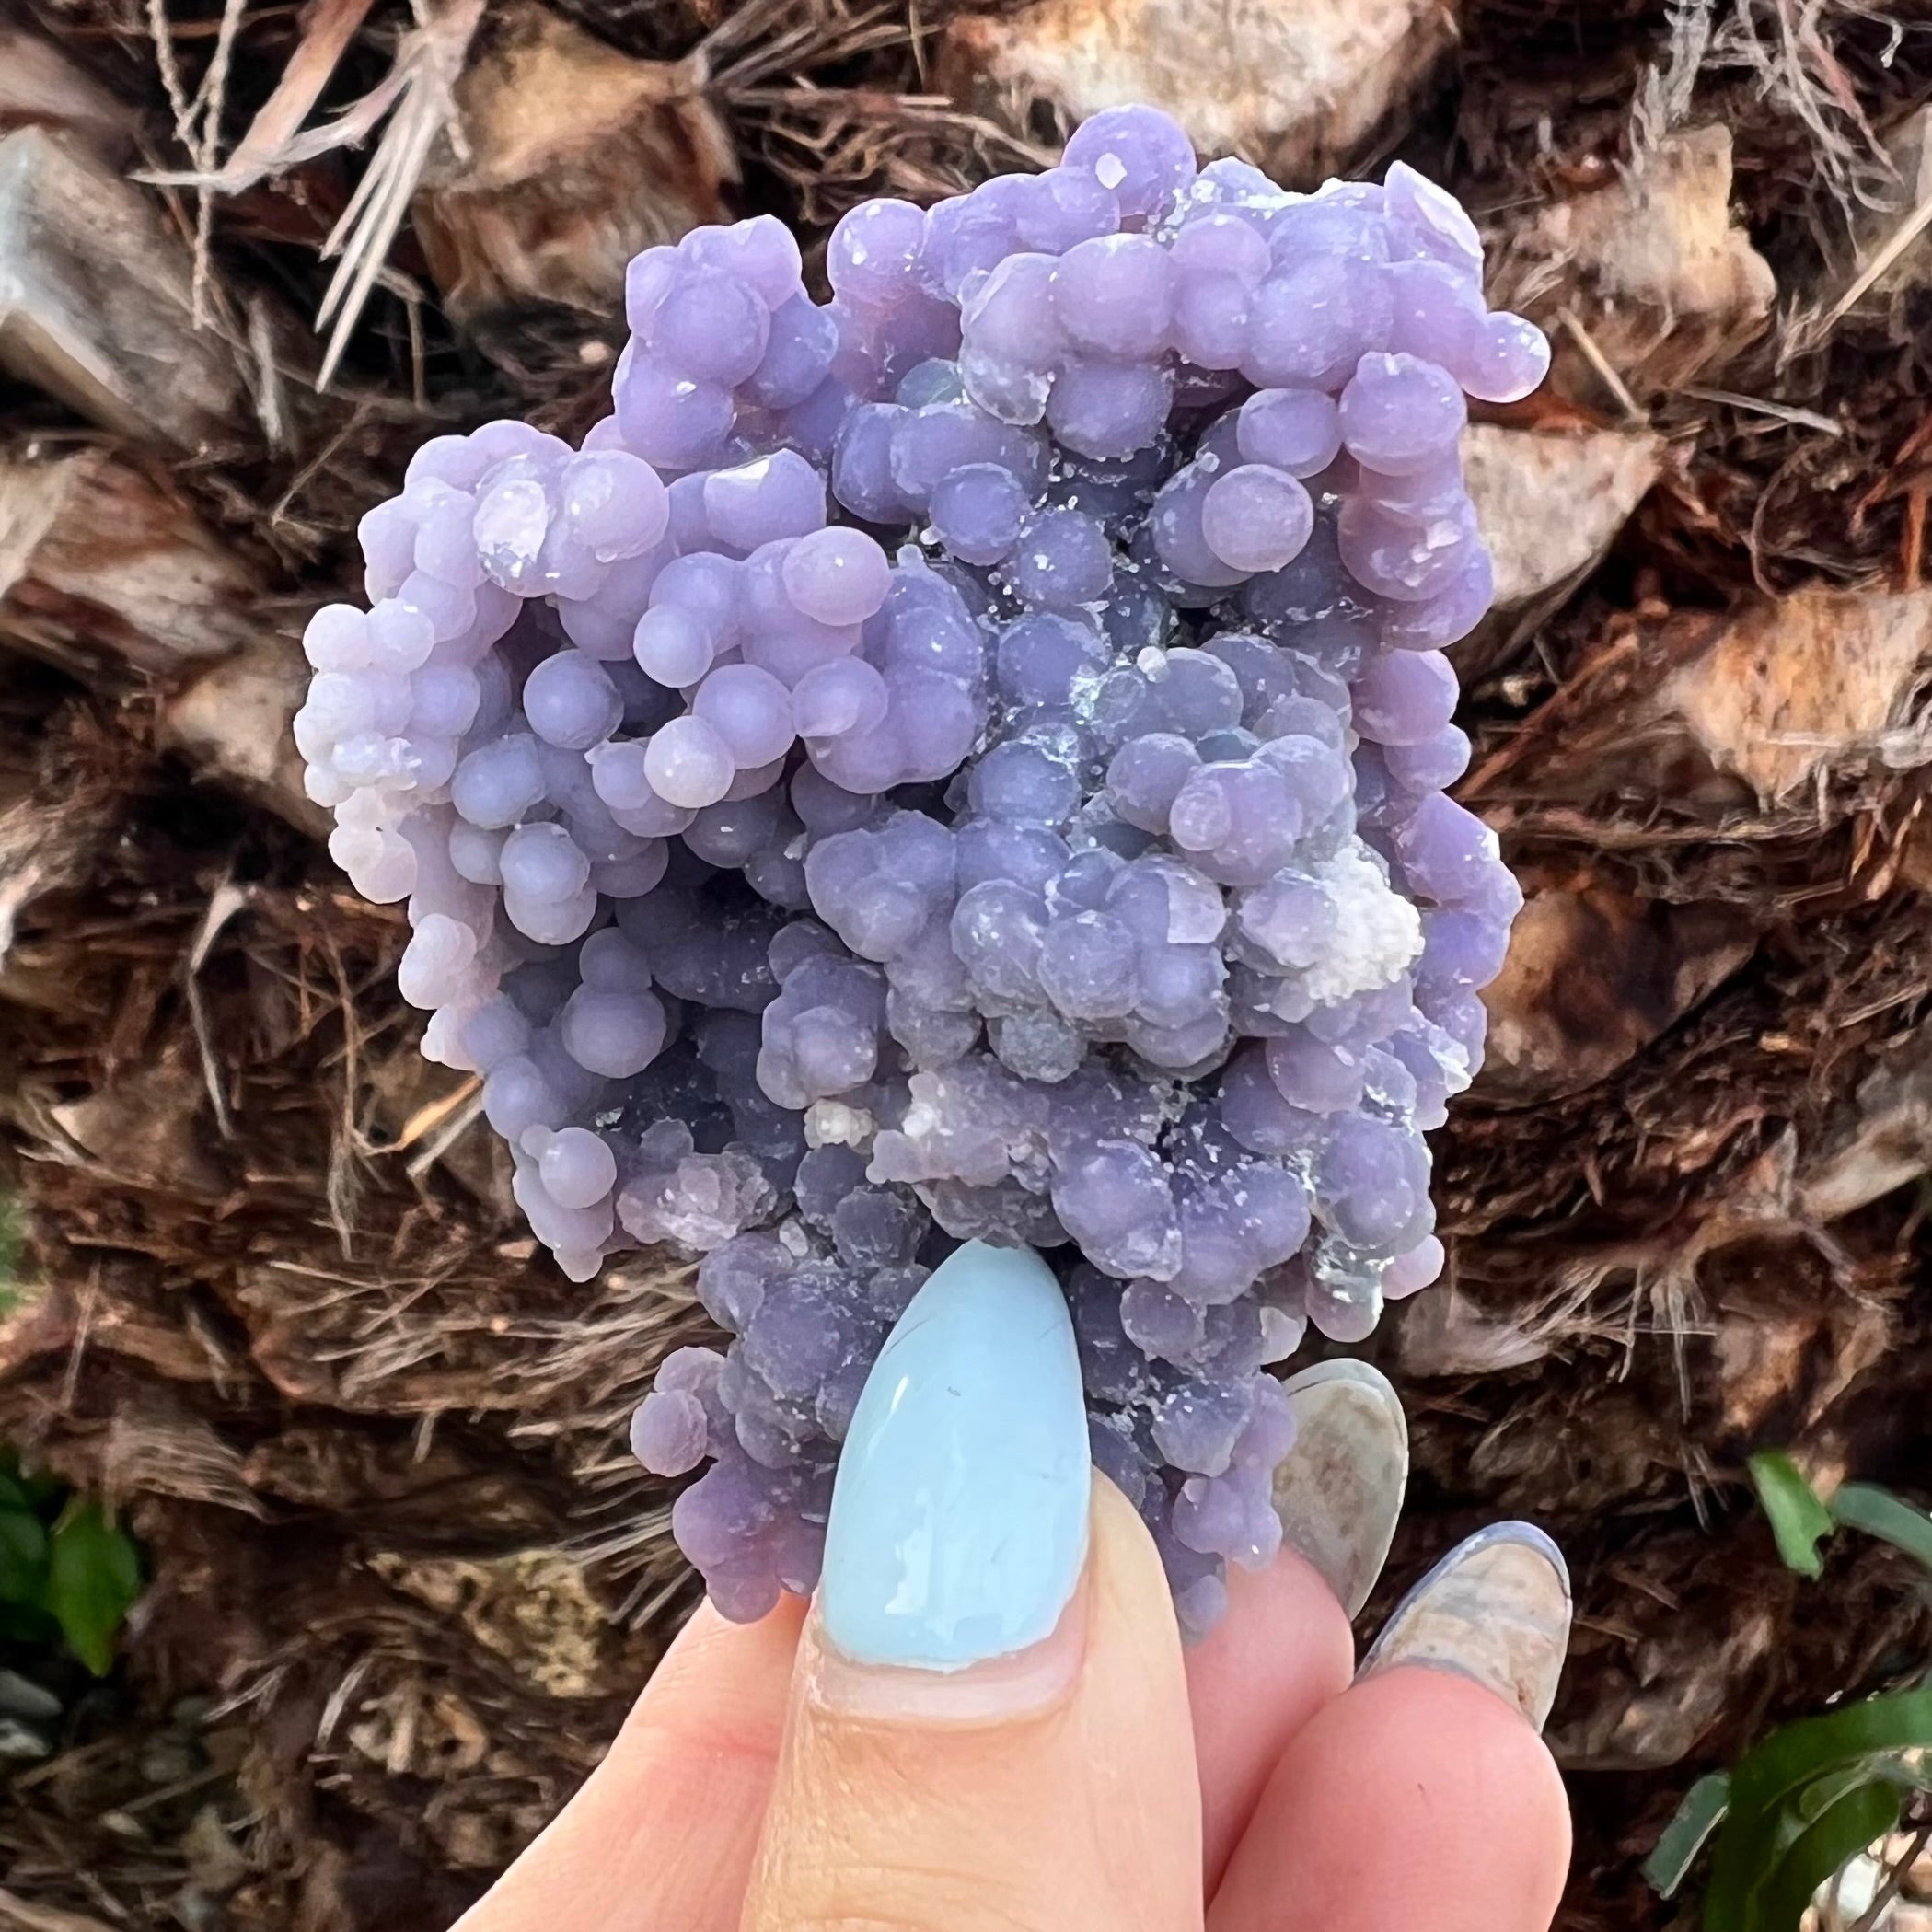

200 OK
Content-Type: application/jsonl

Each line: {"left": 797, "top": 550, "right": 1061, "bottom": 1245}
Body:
{"left": 744, "top": 1477, "right": 1202, "bottom": 1932}
{"left": 615, "top": 1591, "right": 807, "bottom": 1761}
{"left": 455, "top": 1592, "right": 805, "bottom": 1932}
{"left": 1209, "top": 1663, "right": 1570, "bottom": 1932}
{"left": 1088, "top": 1473, "right": 1196, "bottom": 1695}
{"left": 1188, "top": 1549, "right": 1356, "bottom": 1886}
{"left": 1353, "top": 1664, "right": 1571, "bottom": 1855}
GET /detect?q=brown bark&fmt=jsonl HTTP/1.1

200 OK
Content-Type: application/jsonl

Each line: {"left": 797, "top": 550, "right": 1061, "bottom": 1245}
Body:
{"left": 161, "top": 635, "right": 326, "bottom": 834}
{"left": 0, "top": 445, "right": 260, "bottom": 676}
{"left": 1479, "top": 873, "right": 1756, "bottom": 1102}
{"left": 0, "top": 27, "right": 133, "bottom": 155}
{"left": 1655, "top": 588, "right": 1932, "bottom": 804}
{"left": 1488, "top": 125, "right": 1777, "bottom": 403}
{"left": 943, "top": 0, "right": 1456, "bottom": 183}
{"left": 412, "top": 1, "right": 735, "bottom": 327}
{"left": 1461, "top": 422, "right": 1663, "bottom": 682}
{"left": 0, "top": 128, "right": 244, "bottom": 451}
{"left": 1510, "top": 586, "right": 1932, "bottom": 812}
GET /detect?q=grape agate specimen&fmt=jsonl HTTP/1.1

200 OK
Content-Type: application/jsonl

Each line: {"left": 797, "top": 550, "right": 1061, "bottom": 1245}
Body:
{"left": 295, "top": 105, "right": 1542, "bottom": 1637}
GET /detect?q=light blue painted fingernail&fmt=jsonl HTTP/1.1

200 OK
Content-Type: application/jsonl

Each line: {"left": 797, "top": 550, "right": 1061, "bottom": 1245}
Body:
{"left": 819, "top": 1241, "right": 1091, "bottom": 1672}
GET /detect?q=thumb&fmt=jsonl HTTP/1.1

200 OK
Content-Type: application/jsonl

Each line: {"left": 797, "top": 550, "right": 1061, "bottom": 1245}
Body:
{"left": 741, "top": 1244, "right": 1202, "bottom": 1932}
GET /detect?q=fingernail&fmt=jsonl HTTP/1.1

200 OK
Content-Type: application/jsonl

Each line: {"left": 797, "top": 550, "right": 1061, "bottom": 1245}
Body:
{"left": 1358, "top": 1521, "right": 1571, "bottom": 1730}
{"left": 817, "top": 1242, "right": 1091, "bottom": 1683}
{"left": 1272, "top": 1359, "right": 1408, "bottom": 1617}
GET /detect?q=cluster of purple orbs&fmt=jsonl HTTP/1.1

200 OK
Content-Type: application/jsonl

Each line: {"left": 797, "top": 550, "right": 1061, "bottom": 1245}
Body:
{"left": 295, "top": 106, "right": 1541, "bottom": 1639}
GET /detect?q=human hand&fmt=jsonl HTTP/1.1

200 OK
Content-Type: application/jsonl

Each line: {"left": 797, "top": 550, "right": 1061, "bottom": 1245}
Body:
{"left": 459, "top": 1243, "right": 1571, "bottom": 1932}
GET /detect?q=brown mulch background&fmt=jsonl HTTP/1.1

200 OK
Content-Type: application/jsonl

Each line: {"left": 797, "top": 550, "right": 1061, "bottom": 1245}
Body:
{"left": 5, "top": 2, "right": 1932, "bottom": 1927}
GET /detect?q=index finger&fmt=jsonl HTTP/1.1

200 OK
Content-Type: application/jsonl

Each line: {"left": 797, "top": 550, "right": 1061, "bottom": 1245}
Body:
{"left": 456, "top": 1591, "right": 804, "bottom": 1932}
{"left": 1209, "top": 1525, "right": 1573, "bottom": 1932}
{"left": 1186, "top": 1360, "right": 1406, "bottom": 1886}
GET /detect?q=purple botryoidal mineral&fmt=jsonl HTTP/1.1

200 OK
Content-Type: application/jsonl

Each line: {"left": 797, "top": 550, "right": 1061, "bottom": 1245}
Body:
{"left": 295, "top": 105, "right": 1542, "bottom": 1637}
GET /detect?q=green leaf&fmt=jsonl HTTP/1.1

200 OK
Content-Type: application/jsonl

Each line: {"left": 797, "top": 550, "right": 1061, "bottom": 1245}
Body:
{"left": 0, "top": 1509, "right": 47, "bottom": 1602}
{"left": 43, "top": 1499, "right": 141, "bottom": 1676}
{"left": 0, "top": 1195, "right": 22, "bottom": 1316}
{"left": 1704, "top": 1691, "right": 1932, "bottom": 1932}
{"left": 1752, "top": 1778, "right": 1899, "bottom": 1932}
{"left": 1729, "top": 1691, "right": 1932, "bottom": 1814}
{"left": 1750, "top": 1452, "right": 1834, "bottom": 1579}
{"left": 1645, "top": 1771, "right": 1731, "bottom": 1898}
{"left": 1793, "top": 1755, "right": 1918, "bottom": 1821}
{"left": 1829, "top": 1483, "right": 1932, "bottom": 1575}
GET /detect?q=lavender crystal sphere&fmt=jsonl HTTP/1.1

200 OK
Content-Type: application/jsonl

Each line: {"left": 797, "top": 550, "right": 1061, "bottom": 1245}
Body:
{"left": 293, "top": 111, "right": 1542, "bottom": 1638}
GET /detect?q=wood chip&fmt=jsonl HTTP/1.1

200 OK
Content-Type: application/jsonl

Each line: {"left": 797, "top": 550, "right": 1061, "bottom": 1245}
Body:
{"left": 1479, "top": 878, "right": 1757, "bottom": 1102}
{"left": 1801, "top": 1027, "right": 1932, "bottom": 1224}
{"left": 0, "top": 127, "right": 242, "bottom": 449}
{"left": 1460, "top": 422, "right": 1664, "bottom": 679}
{"left": 0, "top": 27, "right": 134, "bottom": 155}
{"left": 1490, "top": 125, "right": 1776, "bottom": 400}
{"left": 1659, "top": 585, "right": 1932, "bottom": 803}
{"left": 942, "top": 0, "right": 1455, "bottom": 182}
{"left": 412, "top": 0, "right": 735, "bottom": 326}
{"left": 162, "top": 631, "right": 326, "bottom": 834}
{"left": 0, "top": 445, "right": 260, "bottom": 675}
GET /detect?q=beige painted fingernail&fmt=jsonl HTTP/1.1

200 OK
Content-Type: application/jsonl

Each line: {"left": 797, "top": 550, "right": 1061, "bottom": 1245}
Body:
{"left": 1358, "top": 1521, "right": 1571, "bottom": 1731}
{"left": 1271, "top": 1359, "right": 1407, "bottom": 1617}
